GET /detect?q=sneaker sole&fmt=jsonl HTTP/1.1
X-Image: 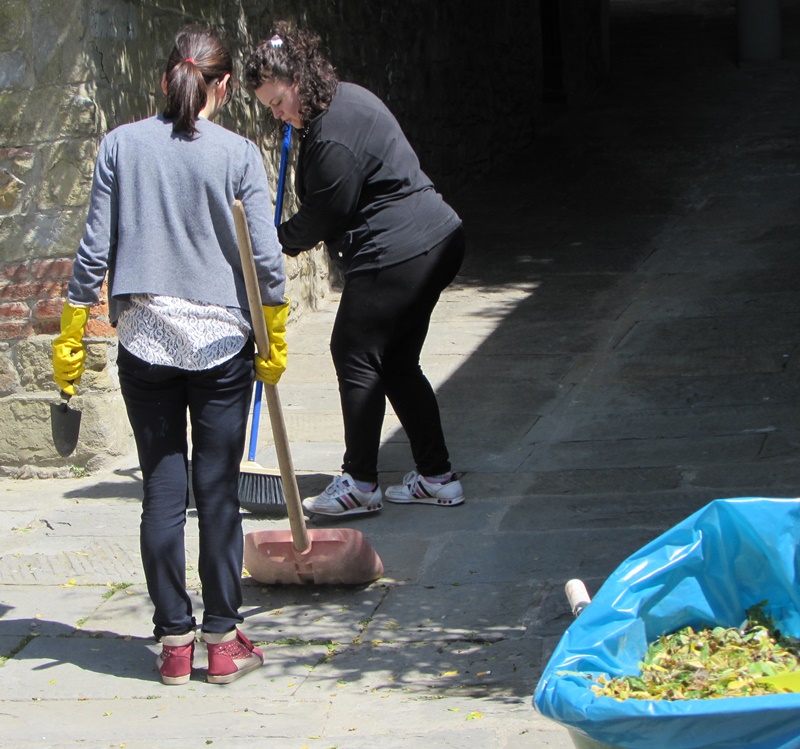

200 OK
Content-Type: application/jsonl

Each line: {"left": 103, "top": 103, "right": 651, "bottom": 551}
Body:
{"left": 160, "top": 672, "right": 191, "bottom": 685}
{"left": 207, "top": 658, "right": 263, "bottom": 684}
{"left": 386, "top": 495, "right": 464, "bottom": 506}
{"left": 303, "top": 502, "right": 384, "bottom": 517}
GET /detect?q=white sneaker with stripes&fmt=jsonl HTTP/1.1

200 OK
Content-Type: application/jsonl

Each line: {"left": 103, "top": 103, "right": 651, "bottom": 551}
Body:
{"left": 385, "top": 471, "right": 465, "bottom": 506}
{"left": 302, "top": 473, "right": 383, "bottom": 517}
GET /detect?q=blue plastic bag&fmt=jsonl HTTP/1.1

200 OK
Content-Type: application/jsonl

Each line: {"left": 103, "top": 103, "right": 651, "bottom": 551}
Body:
{"left": 533, "top": 498, "right": 800, "bottom": 749}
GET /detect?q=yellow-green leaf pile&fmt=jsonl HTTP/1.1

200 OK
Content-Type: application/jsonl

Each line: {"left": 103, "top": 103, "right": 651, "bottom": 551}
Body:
{"left": 592, "top": 620, "right": 800, "bottom": 701}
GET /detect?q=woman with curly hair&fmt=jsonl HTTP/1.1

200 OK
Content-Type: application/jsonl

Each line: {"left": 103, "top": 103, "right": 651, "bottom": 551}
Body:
{"left": 244, "top": 23, "right": 466, "bottom": 517}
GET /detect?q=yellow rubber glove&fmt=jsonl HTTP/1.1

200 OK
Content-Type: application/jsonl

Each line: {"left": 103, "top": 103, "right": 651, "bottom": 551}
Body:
{"left": 52, "top": 303, "right": 89, "bottom": 396}
{"left": 254, "top": 298, "right": 289, "bottom": 385}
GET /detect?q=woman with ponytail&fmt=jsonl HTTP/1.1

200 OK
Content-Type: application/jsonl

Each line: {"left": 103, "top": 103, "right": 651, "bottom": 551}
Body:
{"left": 53, "top": 26, "right": 287, "bottom": 685}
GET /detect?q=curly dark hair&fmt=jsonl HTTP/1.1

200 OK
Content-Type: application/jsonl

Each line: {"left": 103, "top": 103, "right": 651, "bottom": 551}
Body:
{"left": 244, "top": 21, "right": 338, "bottom": 125}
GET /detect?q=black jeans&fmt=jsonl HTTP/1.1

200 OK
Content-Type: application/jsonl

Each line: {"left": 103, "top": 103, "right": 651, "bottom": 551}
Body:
{"left": 117, "top": 341, "right": 254, "bottom": 640}
{"left": 331, "top": 226, "right": 465, "bottom": 483}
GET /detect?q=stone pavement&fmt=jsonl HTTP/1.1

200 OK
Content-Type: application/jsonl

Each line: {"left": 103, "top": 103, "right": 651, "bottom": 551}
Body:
{"left": 4, "top": 1, "right": 800, "bottom": 746}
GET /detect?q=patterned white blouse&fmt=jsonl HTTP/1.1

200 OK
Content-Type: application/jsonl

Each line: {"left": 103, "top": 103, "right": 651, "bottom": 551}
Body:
{"left": 117, "top": 294, "right": 250, "bottom": 371}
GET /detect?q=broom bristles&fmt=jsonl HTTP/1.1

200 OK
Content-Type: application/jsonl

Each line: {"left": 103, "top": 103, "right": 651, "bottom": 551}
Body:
{"left": 238, "top": 461, "right": 286, "bottom": 515}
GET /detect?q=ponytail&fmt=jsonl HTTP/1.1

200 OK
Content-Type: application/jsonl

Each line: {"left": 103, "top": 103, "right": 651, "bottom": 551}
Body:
{"left": 163, "top": 27, "right": 233, "bottom": 137}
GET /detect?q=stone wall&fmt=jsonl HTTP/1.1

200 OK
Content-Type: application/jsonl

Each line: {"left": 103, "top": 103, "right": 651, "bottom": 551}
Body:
{"left": 0, "top": 0, "right": 607, "bottom": 476}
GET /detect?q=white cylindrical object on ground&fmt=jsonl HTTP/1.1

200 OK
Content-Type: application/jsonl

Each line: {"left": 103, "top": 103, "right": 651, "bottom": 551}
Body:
{"left": 565, "top": 579, "right": 591, "bottom": 617}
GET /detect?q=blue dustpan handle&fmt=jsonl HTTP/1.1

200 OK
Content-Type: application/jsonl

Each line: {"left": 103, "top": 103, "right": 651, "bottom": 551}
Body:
{"left": 248, "top": 380, "right": 263, "bottom": 461}
{"left": 274, "top": 123, "right": 292, "bottom": 226}
{"left": 249, "top": 124, "right": 292, "bottom": 459}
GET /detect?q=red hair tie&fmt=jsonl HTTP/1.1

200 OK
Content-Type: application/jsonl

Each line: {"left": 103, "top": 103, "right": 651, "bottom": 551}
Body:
{"left": 185, "top": 57, "right": 196, "bottom": 65}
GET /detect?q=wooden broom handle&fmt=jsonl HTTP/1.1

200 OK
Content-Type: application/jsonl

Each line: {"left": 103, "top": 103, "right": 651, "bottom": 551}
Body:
{"left": 233, "top": 200, "right": 309, "bottom": 552}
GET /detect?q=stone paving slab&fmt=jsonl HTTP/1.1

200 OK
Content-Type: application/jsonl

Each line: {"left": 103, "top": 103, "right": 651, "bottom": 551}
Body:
{"left": 2, "top": 694, "right": 332, "bottom": 745}
{"left": 379, "top": 437, "right": 536, "bottom": 474}
{"left": 619, "top": 314, "right": 800, "bottom": 351}
{"left": 238, "top": 582, "right": 387, "bottom": 644}
{"left": 320, "top": 694, "right": 573, "bottom": 749}
{"left": 418, "top": 528, "right": 661, "bottom": 586}
{"left": 0, "top": 537, "right": 145, "bottom": 585}
{"left": 297, "top": 637, "right": 539, "bottom": 698}
{"left": 567, "top": 347, "right": 783, "bottom": 380}
{"left": 365, "top": 581, "right": 545, "bottom": 643}
{"left": 0, "top": 584, "right": 110, "bottom": 636}
{"left": 562, "top": 375, "right": 800, "bottom": 411}
{"left": 506, "top": 465, "right": 685, "bottom": 494}
{"left": 498, "top": 492, "right": 716, "bottom": 534}
{"left": 534, "top": 405, "right": 800, "bottom": 441}
{"left": 402, "top": 352, "right": 570, "bottom": 386}
{"left": 529, "top": 433, "right": 766, "bottom": 470}
{"left": 434, "top": 376, "right": 565, "bottom": 413}
{"left": 475, "top": 321, "right": 616, "bottom": 357}
{"left": 687, "top": 460, "right": 800, "bottom": 495}
{"left": 26, "top": 503, "right": 143, "bottom": 537}
{"left": 83, "top": 590, "right": 160, "bottom": 639}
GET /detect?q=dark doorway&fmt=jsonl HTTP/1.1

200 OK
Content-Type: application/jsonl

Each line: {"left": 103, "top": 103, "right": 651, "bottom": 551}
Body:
{"left": 540, "top": 0, "right": 566, "bottom": 102}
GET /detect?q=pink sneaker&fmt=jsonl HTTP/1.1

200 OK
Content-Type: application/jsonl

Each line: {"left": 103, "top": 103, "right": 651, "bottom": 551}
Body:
{"left": 156, "top": 631, "right": 195, "bottom": 685}
{"left": 203, "top": 629, "right": 264, "bottom": 684}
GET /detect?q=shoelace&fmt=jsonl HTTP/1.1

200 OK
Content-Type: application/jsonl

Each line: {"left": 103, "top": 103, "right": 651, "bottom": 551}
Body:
{"left": 325, "top": 476, "right": 349, "bottom": 496}
{"left": 403, "top": 471, "right": 421, "bottom": 490}
{"left": 327, "top": 475, "right": 375, "bottom": 496}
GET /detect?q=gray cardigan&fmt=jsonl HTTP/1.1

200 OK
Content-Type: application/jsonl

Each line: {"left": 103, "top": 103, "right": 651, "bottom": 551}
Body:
{"left": 68, "top": 115, "right": 285, "bottom": 322}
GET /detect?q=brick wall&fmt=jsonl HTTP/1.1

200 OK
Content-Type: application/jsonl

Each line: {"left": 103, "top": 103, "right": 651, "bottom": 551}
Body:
{"left": 0, "top": 260, "right": 114, "bottom": 341}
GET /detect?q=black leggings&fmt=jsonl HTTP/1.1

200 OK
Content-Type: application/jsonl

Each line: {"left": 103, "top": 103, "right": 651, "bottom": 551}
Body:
{"left": 331, "top": 226, "right": 465, "bottom": 483}
{"left": 117, "top": 341, "right": 254, "bottom": 640}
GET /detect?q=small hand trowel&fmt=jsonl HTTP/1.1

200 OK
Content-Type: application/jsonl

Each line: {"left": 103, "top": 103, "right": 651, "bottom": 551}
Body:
{"left": 50, "top": 390, "right": 81, "bottom": 457}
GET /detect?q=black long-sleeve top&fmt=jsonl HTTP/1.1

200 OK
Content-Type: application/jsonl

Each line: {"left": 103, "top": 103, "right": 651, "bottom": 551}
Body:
{"left": 277, "top": 83, "right": 461, "bottom": 275}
